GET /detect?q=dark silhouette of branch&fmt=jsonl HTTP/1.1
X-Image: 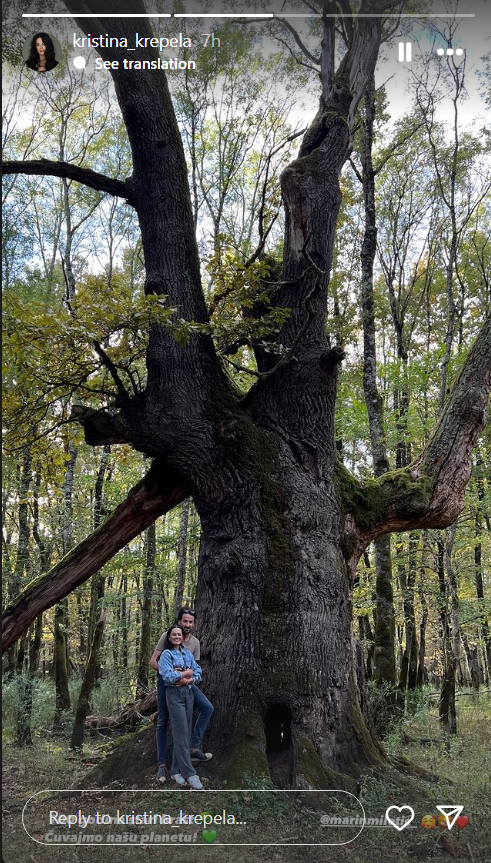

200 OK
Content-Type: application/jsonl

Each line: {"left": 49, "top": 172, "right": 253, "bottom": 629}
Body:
{"left": 2, "top": 159, "right": 135, "bottom": 205}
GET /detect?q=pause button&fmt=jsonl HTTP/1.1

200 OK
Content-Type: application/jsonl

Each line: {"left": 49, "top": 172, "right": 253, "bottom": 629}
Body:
{"left": 398, "top": 42, "right": 412, "bottom": 62}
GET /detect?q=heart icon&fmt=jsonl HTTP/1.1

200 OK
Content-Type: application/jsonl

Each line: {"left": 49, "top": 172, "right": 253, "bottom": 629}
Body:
{"left": 202, "top": 829, "right": 218, "bottom": 843}
{"left": 456, "top": 816, "right": 469, "bottom": 829}
{"left": 385, "top": 805, "right": 415, "bottom": 831}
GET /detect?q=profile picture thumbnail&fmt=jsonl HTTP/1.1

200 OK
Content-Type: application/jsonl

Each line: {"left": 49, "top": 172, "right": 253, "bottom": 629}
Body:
{"left": 22, "top": 32, "right": 61, "bottom": 73}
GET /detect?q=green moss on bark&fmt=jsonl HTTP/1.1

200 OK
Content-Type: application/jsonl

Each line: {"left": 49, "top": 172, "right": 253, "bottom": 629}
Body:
{"left": 226, "top": 705, "right": 270, "bottom": 788}
{"left": 334, "top": 457, "right": 433, "bottom": 532}
{"left": 206, "top": 395, "right": 296, "bottom": 578}
{"left": 296, "top": 733, "right": 357, "bottom": 793}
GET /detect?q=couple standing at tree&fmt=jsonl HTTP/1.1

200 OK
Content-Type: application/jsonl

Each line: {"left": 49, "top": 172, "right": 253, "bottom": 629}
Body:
{"left": 150, "top": 607, "right": 214, "bottom": 790}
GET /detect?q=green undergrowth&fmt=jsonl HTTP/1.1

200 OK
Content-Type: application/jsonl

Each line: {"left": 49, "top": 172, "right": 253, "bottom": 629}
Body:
{"left": 2, "top": 690, "right": 490, "bottom": 863}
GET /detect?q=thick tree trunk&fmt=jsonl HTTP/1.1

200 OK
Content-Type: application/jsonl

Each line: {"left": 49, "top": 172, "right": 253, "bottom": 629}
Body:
{"left": 195, "top": 418, "right": 384, "bottom": 784}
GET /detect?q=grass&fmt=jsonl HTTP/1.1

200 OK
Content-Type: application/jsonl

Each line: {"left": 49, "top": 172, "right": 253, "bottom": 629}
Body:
{"left": 2, "top": 686, "right": 491, "bottom": 863}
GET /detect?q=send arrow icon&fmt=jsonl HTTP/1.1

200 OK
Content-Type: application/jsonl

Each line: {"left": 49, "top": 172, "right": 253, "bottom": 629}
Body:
{"left": 436, "top": 805, "right": 464, "bottom": 830}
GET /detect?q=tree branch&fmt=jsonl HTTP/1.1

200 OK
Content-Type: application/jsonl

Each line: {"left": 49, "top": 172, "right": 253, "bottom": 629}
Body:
{"left": 2, "top": 159, "right": 135, "bottom": 205}
{"left": 274, "top": 17, "right": 321, "bottom": 66}
{"left": 70, "top": 405, "right": 131, "bottom": 446}
{"left": 340, "top": 314, "right": 491, "bottom": 564}
{"left": 2, "top": 463, "right": 188, "bottom": 650}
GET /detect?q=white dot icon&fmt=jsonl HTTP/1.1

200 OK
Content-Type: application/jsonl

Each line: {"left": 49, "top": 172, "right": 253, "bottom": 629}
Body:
{"left": 437, "top": 46, "right": 464, "bottom": 59}
{"left": 73, "top": 56, "right": 86, "bottom": 69}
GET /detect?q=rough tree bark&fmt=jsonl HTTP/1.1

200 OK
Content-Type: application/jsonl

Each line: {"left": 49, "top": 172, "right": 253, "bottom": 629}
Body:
{"left": 2, "top": 0, "right": 491, "bottom": 785}
{"left": 357, "top": 75, "right": 396, "bottom": 696}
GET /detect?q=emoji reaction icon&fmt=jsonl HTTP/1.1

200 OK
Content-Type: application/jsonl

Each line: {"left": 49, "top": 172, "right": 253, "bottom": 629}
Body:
{"left": 438, "top": 814, "right": 449, "bottom": 829}
{"left": 421, "top": 814, "right": 436, "bottom": 829}
{"left": 456, "top": 815, "right": 469, "bottom": 829}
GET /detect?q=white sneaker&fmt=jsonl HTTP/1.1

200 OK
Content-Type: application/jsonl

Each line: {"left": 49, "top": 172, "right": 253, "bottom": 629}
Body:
{"left": 187, "top": 774, "right": 203, "bottom": 790}
{"left": 171, "top": 773, "right": 186, "bottom": 785}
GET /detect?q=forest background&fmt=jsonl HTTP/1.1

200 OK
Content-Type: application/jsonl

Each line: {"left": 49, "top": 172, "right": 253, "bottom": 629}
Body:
{"left": 2, "top": 1, "right": 491, "bottom": 861}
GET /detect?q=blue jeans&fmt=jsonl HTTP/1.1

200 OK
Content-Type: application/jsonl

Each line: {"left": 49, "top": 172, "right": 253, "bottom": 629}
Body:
{"left": 165, "top": 685, "right": 196, "bottom": 779}
{"left": 156, "top": 677, "right": 214, "bottom": 764}
{"left": 190, "top": 684, "right": 214, "bottom": 750}
{"left": 156, "top": 675, "right": 169, "bottom": 766}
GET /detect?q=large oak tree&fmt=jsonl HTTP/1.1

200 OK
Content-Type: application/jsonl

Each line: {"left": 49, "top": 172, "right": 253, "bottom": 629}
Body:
{"left": 3, "top": 0, "right": 490, "bottom": 785}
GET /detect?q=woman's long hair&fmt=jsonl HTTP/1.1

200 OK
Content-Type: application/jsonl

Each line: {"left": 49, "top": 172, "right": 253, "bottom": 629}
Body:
{"left": 26, "top": 33, "right": 57, "bottom": 71}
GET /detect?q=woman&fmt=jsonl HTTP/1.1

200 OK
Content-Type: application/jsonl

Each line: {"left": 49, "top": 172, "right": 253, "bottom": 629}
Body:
{"left": 158, "top": 624, "right": 204, "bottom": 789}
{"left": 25, "top": 33, "right": 58, "bottom": 73}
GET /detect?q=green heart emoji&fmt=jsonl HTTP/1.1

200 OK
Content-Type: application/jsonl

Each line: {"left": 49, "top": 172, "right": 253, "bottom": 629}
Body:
{"left": 202, "top": 829, "right": 217, "bottom": 844}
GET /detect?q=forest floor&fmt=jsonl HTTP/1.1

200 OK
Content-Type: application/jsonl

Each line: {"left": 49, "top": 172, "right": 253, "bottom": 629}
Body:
{"left": 2, "top": 691, "right": 491, "bottom": 863}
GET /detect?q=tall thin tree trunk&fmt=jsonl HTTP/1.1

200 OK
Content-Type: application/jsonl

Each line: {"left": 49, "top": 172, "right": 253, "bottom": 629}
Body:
{"left": 406, "top": 533, "right": 418, "bottom": 692}
{"left": 437, "top": 532, "right": 457, "bottom": 738}
{"left": 358, "top": 75, "right": 396, "bottom": 698}
{"left": 70, "top": 612, "right": 105, "bottom": 748}
{"left": 474, "top": 463, "right": 491, "bottom": 679}
{"left": 53, "top": 600, "right": 71, "bottom": 729}
{"left": 120, "top": 574, "right": 128, "bottom": 668}
{"left": 12, "top": 452, "right": 34, "bottom": 744}
{"left": 417, "top": 540, "right": 429, "bottom": 688}
{"left": 71, "top": 447, "right": 110, "bottom": 747}
{"left": 6, "top": 451, "right": 32, "bottom": 676}
{"left": 460, "top": 632, "right": 480, "bottom": 690}
{"left": 174, "top": 499, "right": 189, "bottom": 615}
{"left": 137, "top": 522, "right": 156, "bottom": 690}
{"left": 445, "top": 524, "right": 462, "bottom": 687}
{"left": 52, "top": 443, "right": 78, "bottom": 727}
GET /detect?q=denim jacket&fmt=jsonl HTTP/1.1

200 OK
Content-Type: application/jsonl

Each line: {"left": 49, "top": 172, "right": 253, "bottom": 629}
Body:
{"left": 158, "top": 646, "right": 202, "bottom": 687}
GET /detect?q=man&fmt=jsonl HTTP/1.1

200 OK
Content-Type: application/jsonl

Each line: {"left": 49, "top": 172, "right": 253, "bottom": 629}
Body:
{"left": 150, "top": 607, "right": 214, "bottom": 783}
